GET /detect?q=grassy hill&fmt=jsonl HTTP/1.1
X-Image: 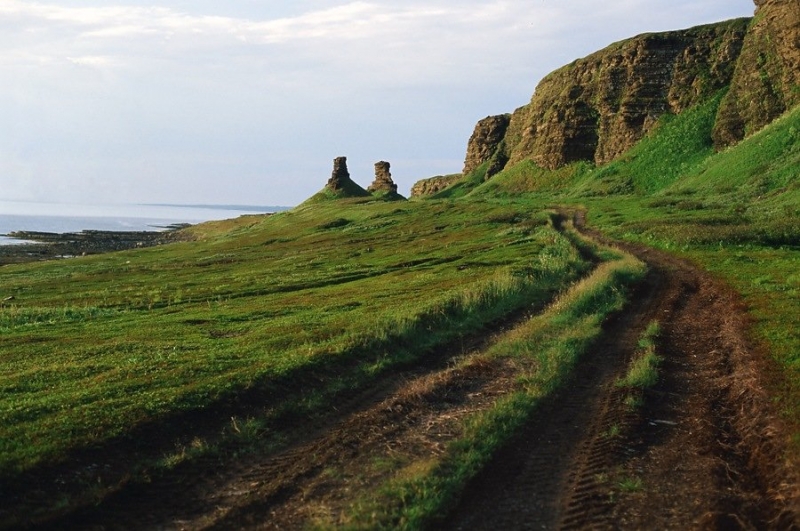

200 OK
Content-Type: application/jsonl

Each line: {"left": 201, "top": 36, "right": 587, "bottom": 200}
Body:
{"left": 1, "top": 200, "right": 593, "bottom": 473}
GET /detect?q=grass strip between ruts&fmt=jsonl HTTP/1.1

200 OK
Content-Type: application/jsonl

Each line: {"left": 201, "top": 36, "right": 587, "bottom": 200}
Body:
{"left": 338, "top": 241, "right": 646, "bottom": 529}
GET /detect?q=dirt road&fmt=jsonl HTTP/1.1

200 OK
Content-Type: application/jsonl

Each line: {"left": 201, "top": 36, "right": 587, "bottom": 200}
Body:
{"left": 447, "top": 229, "right": 797, "bottom": 529}
{"left": 14, "top": 219, "right": 798, "bottom": 530}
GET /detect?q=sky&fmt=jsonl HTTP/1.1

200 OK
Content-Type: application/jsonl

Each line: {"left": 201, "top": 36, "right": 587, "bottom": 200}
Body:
{"left": 0, "top": 1, "right": 756, "bottom": 207}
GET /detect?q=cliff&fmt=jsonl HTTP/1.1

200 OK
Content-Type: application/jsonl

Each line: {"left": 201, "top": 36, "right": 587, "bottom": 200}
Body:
{"left": 411, "top": 0, "right": 799, "bottom": 197}
{"left": 498, "top": 19, "right": 749, "bottom": 172}
{"left": 713, "top": 0, "right": 800, "bottom": 146}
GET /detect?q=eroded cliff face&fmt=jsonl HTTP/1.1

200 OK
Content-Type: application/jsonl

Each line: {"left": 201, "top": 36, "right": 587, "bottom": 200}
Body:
{"left": 713, "top": 0, "right": 800, "bottom": 147}
{"left": 412, "top": 0, "right": 797, "bottom": 197}
{"left": 410, "top": 174, "right": 462, "bottom": 198}
{"left": 462, "top": 114, "right": 511, "bottom": 178}
{"left": 501, "top": 19, "right": 749, "bottom": 171}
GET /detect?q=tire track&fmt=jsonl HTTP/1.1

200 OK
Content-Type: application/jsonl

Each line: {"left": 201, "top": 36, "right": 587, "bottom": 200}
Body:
{"left": 445, "top": 264, "right": 665, "bottom": 530}
{"left": 32, "top": 296, "right": 564, "bottom": 530}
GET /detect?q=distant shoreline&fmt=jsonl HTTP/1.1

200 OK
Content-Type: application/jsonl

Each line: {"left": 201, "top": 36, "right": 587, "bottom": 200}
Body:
{"left": 0, "top": 202, "right": 290, "bottom": 263}
{"left": 0, "top": 202, "right": 290, "bottom": 245}
{"left": 0, "top": 226, "right": 189, "bottom": 266}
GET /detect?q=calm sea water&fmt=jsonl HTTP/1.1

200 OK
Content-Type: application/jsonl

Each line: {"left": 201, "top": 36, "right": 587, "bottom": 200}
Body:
{"left": 0, "top": 201, "right": 287, "bottom": 245}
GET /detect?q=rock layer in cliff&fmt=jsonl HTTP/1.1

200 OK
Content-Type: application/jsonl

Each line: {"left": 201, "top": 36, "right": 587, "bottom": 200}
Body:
{"left": 713, "top": 0, "right": 800, "bottom": 147}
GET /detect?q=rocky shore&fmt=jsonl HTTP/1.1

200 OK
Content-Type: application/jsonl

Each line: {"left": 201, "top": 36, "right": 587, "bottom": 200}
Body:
{"left": 0, "top": 224, "right": 190, "bottom": 266}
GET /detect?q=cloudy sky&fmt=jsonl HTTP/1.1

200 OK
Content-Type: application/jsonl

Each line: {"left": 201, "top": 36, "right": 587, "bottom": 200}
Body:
{"left": 1, "top": 1, "right": 755, "bottom": 207}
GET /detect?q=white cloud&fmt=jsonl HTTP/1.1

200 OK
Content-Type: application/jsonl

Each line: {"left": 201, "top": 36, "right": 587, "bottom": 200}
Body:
{"left": 65, "top": 55, "right": 118, "bottom": 67}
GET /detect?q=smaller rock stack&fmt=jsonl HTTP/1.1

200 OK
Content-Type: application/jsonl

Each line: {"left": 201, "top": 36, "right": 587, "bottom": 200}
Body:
{"left": 367, "top": 161, "right": 399, "bottom": 194}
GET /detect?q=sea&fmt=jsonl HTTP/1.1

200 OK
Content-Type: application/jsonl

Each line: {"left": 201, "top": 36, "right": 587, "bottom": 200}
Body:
{"left": 0, "top": 200, "right": 289, "bottom": 245}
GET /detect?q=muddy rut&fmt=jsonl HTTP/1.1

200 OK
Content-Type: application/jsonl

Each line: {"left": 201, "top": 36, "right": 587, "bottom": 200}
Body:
{"left": 15, "top": 220, "right": 798, "bottom": 530}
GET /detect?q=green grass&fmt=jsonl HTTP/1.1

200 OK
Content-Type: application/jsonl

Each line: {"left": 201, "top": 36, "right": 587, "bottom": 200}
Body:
{"left": 617, "top": 321, "right": 662, "bottom": 391}
{"left": 0, "top": 199, "right": 591, "bottom": 478}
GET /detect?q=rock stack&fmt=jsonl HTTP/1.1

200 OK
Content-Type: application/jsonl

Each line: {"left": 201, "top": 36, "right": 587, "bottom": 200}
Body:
{"left": 326, "top": 156, "right": 352, "bottom": 192}
{"left": 367, "top": 161, "right": 399, "bottom": 194}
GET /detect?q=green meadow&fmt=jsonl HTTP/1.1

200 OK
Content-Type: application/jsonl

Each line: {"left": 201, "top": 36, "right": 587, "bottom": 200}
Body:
{"left": 0, "top": 199, "right": 593, "bottom": 478}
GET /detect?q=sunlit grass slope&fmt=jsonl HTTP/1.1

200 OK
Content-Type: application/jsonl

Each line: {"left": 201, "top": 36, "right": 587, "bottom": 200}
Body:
{"left": 584, "top": 105, "right": 800, "bottom": 431}
{"left": 0, "top": 198, "right": 592, "bottom": 475}
{"left": 465, "top": 98, "right": 800, "bottom": 434}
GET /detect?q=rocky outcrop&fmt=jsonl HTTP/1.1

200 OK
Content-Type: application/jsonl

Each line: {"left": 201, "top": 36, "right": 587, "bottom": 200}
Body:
{"left": 463, "top": 115, "right": 511, "bottom": 178}
{"left": 327, "top": 156, "right": 353, "bottom": 192}
{"left": 506, "top": 19, "right": 749, "bottom": 170}
{"left": 367, "top": 161, "right": 399, "bottom": 194}
{"left": 460, "top": 19, "right": 749, "bottom": 177}
{"left": 317, "top": 156, "right": 370, "bottom": 200}
{"left": 410, "top": 174, "right": 462, "bottom": 198}
{"left": 713, "top": 0, "right": 800, "bottom": 147}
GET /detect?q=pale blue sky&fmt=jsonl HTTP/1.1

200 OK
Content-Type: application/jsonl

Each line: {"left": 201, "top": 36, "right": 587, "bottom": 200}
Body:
{"left": 0, "top": 1, "right": 755, "bottom": 206}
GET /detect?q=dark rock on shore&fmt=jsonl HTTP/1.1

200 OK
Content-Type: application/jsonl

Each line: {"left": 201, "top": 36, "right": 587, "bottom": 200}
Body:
{"left": 0, "top": 226, "right": 190, "bottom": 265}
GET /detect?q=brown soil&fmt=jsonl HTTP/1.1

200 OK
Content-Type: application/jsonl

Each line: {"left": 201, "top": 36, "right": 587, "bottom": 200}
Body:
{"left": 7, "top": 216, "right": 797, "bottom": 530}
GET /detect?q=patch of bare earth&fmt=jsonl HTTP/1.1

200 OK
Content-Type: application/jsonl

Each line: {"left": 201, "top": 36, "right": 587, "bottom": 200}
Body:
{"left": 14, "top": 219, "right": 798, "bottom": 530}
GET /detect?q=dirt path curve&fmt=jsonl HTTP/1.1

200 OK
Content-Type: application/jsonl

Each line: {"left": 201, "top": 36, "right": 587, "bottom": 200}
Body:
{"left": 446, "top": 214, "right": 798, "bottom": 529}
{"left": 28, "top": 215, "right": 797, "bottom": 530}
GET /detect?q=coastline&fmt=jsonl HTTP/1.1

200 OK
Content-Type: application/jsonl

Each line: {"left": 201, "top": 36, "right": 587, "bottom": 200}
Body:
{"left": 0, "top": 225, "right": 191, "bottom": 266}
{"left": 0, "top": 201, "right": 288, "bottom": 265}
